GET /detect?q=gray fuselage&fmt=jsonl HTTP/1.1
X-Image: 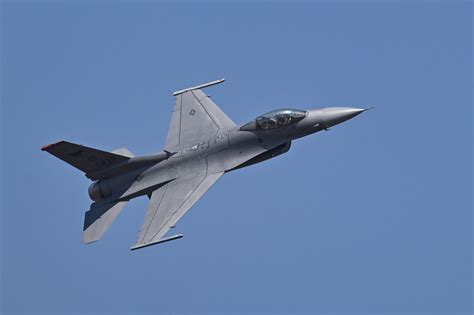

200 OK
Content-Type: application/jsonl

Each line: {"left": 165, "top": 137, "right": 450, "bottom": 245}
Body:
{"left": 42, "top": 77, "right": 371, "bottom": 249}
{"left": 111, "top": 107, "right": 365, "bottom": 201}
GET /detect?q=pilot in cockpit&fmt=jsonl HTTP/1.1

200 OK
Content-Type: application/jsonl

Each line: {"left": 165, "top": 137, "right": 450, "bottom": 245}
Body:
{"left": 241, "top": 109, "right": 307, "bottom": 131}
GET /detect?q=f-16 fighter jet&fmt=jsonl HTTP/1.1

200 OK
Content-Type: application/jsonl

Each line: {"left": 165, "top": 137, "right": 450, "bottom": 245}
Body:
{"left": 42, "top": 79, "right": 370, "bottom": 250}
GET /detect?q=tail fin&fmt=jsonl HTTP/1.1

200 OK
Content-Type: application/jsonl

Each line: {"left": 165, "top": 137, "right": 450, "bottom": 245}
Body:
{"left": 83, "top": 200, "right": 128, "bottom": 243}
{"left": 41, "top": 141, "right": 131, "bottom": 179}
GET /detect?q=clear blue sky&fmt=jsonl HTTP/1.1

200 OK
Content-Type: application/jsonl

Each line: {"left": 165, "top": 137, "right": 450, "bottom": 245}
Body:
{"left": 1, "top": 2, "right": 472, "bottom": 314}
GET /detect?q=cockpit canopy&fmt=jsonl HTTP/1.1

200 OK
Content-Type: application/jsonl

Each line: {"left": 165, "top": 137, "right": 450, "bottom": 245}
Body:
{"left": 240, "top": 109, "right": 307, "bottom": 131}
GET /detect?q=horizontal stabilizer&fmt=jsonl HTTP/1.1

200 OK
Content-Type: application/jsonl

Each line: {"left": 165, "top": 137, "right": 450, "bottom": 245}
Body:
{"left": 83, "top": 200, "right": 128, "bottom": 244}
{"left": 41, "top": 141, "right": 130, "bottom": 176}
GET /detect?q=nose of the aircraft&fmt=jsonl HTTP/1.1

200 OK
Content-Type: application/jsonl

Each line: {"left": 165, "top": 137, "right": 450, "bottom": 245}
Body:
{"left": 319, "top": 107, "right": 367, "bottom": 127}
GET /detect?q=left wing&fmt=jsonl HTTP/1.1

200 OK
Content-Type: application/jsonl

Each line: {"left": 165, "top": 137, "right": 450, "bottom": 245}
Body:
{"left": 132, "top": 172, "right": 223, "bottom": 250}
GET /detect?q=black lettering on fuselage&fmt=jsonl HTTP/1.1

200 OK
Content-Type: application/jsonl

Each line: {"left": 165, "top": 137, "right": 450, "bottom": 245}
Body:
{"left": 182, "top": 132, "right": 228, "bottom": 155}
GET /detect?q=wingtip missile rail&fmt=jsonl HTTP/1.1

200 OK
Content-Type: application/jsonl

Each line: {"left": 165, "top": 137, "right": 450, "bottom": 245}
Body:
{"left": 173, "top": 78, "right": 225, "bottom": 96}
{"left": 130, "top": 234, "right": 184, "bottom": 251}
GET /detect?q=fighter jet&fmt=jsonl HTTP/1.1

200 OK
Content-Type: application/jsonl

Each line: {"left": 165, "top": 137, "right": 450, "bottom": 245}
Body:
{"left": 42, "top": 79, "right": 370, "bottom": 250}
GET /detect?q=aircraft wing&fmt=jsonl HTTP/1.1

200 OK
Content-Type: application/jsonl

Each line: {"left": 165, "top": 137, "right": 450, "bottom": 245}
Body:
{"left": 165, "top": 79, "right": 236, "bottom": 152}
{"left": 132, "top": 171, "right": 224, "bottom": 250}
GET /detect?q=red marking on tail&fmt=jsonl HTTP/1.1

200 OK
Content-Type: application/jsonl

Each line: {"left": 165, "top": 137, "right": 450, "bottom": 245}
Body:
{"left": 41, "top": 141, "right": 64, "bottom": 151}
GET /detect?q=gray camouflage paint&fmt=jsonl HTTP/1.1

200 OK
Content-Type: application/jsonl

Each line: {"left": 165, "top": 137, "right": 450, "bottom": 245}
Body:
{"left": 42, "top": 79, "right": 369, "bottom": 250}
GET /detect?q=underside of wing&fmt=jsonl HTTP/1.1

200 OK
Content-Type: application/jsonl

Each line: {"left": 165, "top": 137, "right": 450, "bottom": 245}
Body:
{"left": 165, "top": 80, "right": 236, "bottom": 151}
{"left": 132, "top": 172, "right": 223, "bottom": 250}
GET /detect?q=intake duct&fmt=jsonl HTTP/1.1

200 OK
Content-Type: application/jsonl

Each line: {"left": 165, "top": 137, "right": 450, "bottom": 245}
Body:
{"left": 228, "top": 141, "right": 291, "bottom": 172}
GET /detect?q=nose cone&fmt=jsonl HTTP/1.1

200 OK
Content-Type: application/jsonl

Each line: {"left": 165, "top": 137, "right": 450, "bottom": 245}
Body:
{"left": 319, "top": 107, "right": 366, "bottom": 127}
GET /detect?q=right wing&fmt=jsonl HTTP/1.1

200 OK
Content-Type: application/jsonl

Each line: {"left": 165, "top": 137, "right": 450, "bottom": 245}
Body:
{"left": 165, "top": 79, "right": 236, "bottom": 152}
{"left": 132, "top": 171, "right": 223, "bottom": 250}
